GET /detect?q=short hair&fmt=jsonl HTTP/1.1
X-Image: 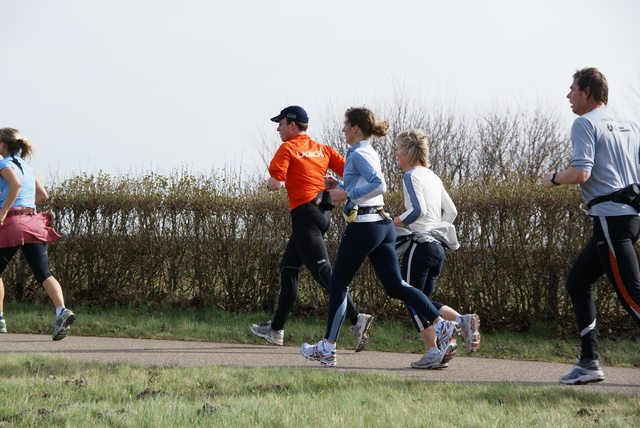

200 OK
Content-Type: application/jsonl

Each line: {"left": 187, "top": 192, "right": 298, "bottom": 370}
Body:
{"left": 0, "top": 127, "right": 34, "bottom": 159}
{"left": 344, "top": 107, "right": 388, "bottom": 138}
{"left": 395, "top": 129, "right": 429, "bottom": 168}
{"left": 573, "top": 67, "right": 608, "bottom": 105}
{"left": 286, "top": 118, "right": 308, "bottom": 132}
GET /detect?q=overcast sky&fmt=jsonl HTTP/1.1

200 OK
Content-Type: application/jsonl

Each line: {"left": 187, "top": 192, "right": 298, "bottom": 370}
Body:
{"left": 1, "top": 0, "right": 639, "bottom": 183}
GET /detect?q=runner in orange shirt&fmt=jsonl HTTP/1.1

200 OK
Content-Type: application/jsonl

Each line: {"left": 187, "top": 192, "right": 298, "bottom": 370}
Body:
{"left": 250, "top": 106, "right": 374, "bottom": 351}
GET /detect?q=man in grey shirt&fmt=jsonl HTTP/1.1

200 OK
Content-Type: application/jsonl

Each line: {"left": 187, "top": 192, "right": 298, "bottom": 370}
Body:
{"left": 542, "top": 67, "right": 640, "bottom": 385}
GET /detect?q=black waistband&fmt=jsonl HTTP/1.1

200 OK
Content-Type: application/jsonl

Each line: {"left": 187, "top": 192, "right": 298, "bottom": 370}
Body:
{"left": 306, "top": 191, "right": 324, "bottom": 205}
{"left": 357, "top": 206, "right": 383, "bottom": 215}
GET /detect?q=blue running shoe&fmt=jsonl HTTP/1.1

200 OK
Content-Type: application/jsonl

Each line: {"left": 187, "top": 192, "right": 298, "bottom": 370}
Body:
{"left": 559, "top": 360, "right": 605, "bottom": 385}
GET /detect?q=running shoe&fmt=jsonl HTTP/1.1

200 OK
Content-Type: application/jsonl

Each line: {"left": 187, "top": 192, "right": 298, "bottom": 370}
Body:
{"left": 249, "top": 321, "right": 284, "bottom": 345}
{"left": 350, "top": 313, "right": 374, "bottom": 352}
{"left": 435, "top": 319, "right": 460, "bottom": 364}
{"left": 0, "top": 319, "right": 6, "bottom": 333}
{"left": 52, "top": 309, "right": 76, "bottom": 341}
{"left": 410, "top": 350, "right": 448, "bottom": 369}
{"left": 300, "top": 340, "right": 337, "bottom": 367}
{"left": 460, "top": 313, "right": 481, "bottom": 354}
{"left": 559, "top": 360, "right": 605, "bottom": 385}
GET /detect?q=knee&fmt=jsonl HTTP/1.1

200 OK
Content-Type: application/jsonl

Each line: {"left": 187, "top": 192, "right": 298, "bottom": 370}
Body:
{"left": 279, "top": 263, "right": 300, "bottom": 273}
{"left": 565, "top": 276, "right": 590, "bottom": 297}
{"left": 35, "top": 272, "right": 53, "bottom": 284}
{"left": 385, "top": 287, "right": 404, "bottom": 300}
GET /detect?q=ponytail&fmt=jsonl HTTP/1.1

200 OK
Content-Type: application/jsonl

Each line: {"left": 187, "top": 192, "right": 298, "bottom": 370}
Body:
{"left": 0, "top": 128, "right": 34, "bottom": 159}
{"left": 344, "top": 107, "right": 389, "bottom": 139}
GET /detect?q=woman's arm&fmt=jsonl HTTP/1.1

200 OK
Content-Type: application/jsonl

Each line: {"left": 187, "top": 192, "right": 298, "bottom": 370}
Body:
{"left": 35, "top": 179, "right": 49, "bottom": 205}
{"left": 348, "top": 152, "right": 386, "bottom": 201}
{"left": 441, "top": 188, "right": 458, "bottom": 223}
{"left": 0, "top": 166, "right": 22, "bottom": 226}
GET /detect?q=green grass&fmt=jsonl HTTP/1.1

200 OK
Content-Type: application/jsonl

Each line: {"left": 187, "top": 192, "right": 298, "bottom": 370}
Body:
{"left": 0, "top": 354, "right": 639, "bottom": 427}
{"left": 2, "top": 302, "right": 639, "bottom": 426}
{"left": 3, "top": 301, "right": 639, "bottom": 368}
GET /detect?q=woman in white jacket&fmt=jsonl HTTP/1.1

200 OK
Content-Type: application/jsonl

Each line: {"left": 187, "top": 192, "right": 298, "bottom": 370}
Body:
{"left": 393, "top": 129, "right": 480, "bottom": 369}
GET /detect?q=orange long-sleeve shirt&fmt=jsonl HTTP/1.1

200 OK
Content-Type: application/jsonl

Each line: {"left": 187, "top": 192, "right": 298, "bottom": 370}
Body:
{"left": 269, "top": 134, "right": 345, "bottom": 210}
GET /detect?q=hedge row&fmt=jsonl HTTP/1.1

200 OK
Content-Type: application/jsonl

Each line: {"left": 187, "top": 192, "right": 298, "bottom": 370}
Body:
{"left": 6, "top": 171, "right": 636, "bottom": 335}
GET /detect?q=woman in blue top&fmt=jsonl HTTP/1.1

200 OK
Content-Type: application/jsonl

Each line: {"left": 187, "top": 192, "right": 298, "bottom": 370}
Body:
{"left": 0, "top": 128, "right": 75, "bottom": 340}
{"left": 300, "top": 108, "right": 460, "bottom": 367}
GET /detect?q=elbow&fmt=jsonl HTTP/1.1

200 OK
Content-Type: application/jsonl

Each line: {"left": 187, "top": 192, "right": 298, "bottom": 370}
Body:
{"left": 575, "top": 172, "right": 590, "bottom": 184}
{"left": 568, "top": 167, "right": 590, "bottom": 184}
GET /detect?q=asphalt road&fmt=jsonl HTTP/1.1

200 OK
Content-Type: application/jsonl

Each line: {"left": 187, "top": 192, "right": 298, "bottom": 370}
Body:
{"left": 2, "top": 333, "right": 639, "bottom": 395}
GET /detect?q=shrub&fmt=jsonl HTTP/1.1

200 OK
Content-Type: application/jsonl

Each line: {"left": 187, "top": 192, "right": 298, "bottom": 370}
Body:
{"left": 5, "top": 171, "right": 636, "bottom": 335}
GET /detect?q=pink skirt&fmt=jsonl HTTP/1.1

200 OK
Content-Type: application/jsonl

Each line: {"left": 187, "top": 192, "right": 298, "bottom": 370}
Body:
{"left": 0, "top": 211, "right": 61, "bottom": 248}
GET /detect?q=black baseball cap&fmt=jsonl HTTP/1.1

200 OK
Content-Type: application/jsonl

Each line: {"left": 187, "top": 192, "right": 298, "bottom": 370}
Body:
{"left": 270, "top": 105, "right": 309, "bottom": 123}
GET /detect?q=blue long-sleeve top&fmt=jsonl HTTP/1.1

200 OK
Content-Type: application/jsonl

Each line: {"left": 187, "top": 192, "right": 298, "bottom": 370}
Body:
{"left": 337, "top": 140, "right": 386, "bottom": 222}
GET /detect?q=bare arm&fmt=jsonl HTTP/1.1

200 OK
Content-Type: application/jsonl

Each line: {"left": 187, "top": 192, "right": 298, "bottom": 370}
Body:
{"left": 35, "top": 179, "right": 49, "bottom": 205}
{"left": 542, "top": 166, "right": 590, "bottom": 188}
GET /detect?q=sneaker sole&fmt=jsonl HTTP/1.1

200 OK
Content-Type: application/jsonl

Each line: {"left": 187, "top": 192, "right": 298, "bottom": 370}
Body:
{"left": 411, "top": 363, "right": 449, "bottom": 370}
{"left": 441, "top": 343, "right": 458, "bottom": 364}
{"left": 466, "top": 332, "right": 481, "bottom": 354}
{"left": 354, "top": 316, "right": 374, "bottom": 353}
{"left": 52, "top": 313, "right": 76, "bottom": 341}
{"left": 560, "top": 375, "right": 605, "bottom": 385}
{"left": 440, "top": 323, "right": 461, "bottom": 364}
{"left": 411, "top": 361, "right": 449, "bottom": 369}
{"left": 463, "top": 315, "right": 481, "bottom": 354}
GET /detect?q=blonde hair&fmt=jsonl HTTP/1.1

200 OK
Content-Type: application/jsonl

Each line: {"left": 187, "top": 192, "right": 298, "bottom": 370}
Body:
{"left": 0, "top": 127, "right": 34, "bottom": 159}
{"left": 395, "top": 129, "right": 429, "bottom": 168}
{"left": 344, "top": 107, "right": 389, "bottom": 138}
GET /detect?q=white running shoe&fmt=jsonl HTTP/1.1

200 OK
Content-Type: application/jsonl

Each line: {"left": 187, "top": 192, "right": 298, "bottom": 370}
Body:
{"left": 300, "top": 340, "right": 337, "bottom": 367}
{"left": 249, "top": 321, "right": 284, "bottom": 345}
{"left": 411, "top": 350, "right": 448, "bottom": 369}
{"left": 460, "top": 314, "right": 481, "bottom": 354}
{"left": 350, "top": 313, "right": 374, "bottom": 352}
{"left": 435, "top": 319, "right": 460, "bottom": 364}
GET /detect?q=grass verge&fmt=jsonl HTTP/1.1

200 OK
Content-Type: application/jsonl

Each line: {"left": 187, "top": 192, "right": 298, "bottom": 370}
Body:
{"left": 0, "top": 354, "right": 639, "bottom": 427}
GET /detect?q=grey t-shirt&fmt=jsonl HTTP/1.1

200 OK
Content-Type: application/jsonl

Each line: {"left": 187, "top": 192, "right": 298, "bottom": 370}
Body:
{"left": 571, "top": 107, "right": 640, "bottom": 216}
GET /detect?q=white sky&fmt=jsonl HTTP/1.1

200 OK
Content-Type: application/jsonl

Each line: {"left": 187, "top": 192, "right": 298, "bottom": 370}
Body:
{"left": 1, "top": 0, "right": 639, "bottom": 183}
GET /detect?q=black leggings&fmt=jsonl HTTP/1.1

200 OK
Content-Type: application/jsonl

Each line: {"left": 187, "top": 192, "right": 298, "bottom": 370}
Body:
{"left": 325, "top": 220, "right": 441, "bottom": 342}
{"left": 0, "top": 243, "right": 53, "bottom": 283}
{"left": 401, "top": 240, "right": 446, "bottom": 332}
{"left": 271, "top": 202, "right": 360, "bottom": 331}
{"left": 567, "top": 215, "right": 640, "bottom": 361}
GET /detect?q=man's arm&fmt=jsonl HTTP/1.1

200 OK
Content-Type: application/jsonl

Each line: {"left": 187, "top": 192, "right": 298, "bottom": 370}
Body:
{"left": 541, "top": 166, "right": 591, "bottom": 188}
